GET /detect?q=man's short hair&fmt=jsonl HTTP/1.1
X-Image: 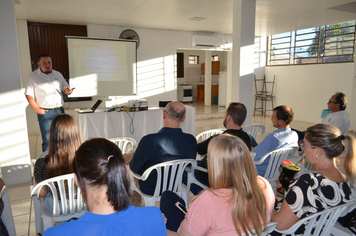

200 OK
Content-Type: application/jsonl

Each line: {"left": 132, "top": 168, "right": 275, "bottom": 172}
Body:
{"left": 226, "top": 102, "right": 247, "bottom": 126}
{"left": 335, "top": 92, "right": 347, "bottom": 110}
{"left": 38, "top": 53, "right": 51, "bottom": 61}
{"left": 273, "top": 105, "right": 294, "bottom": 125}
{"left": 166, "top": 103, "right": 186, "bottom": 121}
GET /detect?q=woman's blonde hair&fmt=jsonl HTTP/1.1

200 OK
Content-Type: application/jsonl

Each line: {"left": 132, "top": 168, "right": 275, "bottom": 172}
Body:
{"left": 305, "top": 123, "right": 356, "bottom": 185}
{"left": 207, "top": 134, "right": 267, "bottom": 236}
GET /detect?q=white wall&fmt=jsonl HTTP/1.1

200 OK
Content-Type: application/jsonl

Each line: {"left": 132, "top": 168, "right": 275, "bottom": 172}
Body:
{"left": 1, "top": 2, "right": 31, "bottom": 185}
{"left": 17, "top": 22, "right": 231, "bottom": 135}
{"left": 265, "top": 63, "right": 356, "bottom": 131}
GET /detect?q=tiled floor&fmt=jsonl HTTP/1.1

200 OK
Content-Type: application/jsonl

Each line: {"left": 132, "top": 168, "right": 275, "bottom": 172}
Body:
{"left": 8, "top": 102, "right": 316, "bottom": 236}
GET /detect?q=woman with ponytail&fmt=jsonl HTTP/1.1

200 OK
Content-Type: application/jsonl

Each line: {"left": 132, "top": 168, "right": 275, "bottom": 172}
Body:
{"left": 271, "top": 123, "right": 356, "bottom": 235}
{"left": 43, "top": 138, "right": 166, "bottom": 236}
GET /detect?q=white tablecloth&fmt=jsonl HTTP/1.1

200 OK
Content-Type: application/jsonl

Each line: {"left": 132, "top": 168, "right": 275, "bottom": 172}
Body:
{"left": 74, "top": 106, "right": 195, "bottom": 143}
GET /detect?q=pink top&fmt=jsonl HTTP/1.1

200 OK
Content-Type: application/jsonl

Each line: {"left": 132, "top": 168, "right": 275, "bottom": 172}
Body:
{"left": 178, "top": 176, "right": 275, "bottom": 236}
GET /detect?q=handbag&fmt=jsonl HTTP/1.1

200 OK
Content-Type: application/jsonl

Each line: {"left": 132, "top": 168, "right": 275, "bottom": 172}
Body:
{"left": 337, "top": 208, "right": 356, "bottom": 234}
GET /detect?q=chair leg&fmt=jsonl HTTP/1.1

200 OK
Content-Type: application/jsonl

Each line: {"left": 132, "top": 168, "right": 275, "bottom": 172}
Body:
{"left": 254, "top": 97, "right": 257, "bottom": 115}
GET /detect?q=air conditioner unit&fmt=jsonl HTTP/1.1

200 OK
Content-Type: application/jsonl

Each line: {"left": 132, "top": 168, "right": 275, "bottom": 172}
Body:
{"left": 192, "top": 35, "right": 224, "bottom": 47}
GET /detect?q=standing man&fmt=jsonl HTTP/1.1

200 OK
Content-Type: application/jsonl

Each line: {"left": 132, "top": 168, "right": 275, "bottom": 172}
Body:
{"left": 322, "top": 92, "right": 350, "bottom": 135}
{"left": 25, "top": 53, "right": 74, "bottom": 152}
{"left": 252, "top": 105, "right": 298, "bottom": 176}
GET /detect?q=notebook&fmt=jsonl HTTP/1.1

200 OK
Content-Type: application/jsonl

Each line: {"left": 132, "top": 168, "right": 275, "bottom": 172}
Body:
{"left": 76, "top": 99, "right": 102, "bottom": 114}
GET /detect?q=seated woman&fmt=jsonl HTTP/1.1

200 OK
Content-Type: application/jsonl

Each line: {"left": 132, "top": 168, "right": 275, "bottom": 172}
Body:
{"left": 271, "top": 123, "right": 356, "bottom": 235}
{"left": 34, "top": 114, "right": 81, "bottom": 215}
{"left": 43, "top": 138, "right": 166, "bottom": 235}
{"left": 161, "top": 134, "right": 275, "bottom": 236}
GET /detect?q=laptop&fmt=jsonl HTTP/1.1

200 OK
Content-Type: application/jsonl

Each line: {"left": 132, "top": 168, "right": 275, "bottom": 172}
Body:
{"left": 76, "top": 99, "right": 102, "bottom": 114}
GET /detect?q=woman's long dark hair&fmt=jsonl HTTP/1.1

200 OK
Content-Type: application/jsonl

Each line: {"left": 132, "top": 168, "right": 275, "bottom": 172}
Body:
{"left": 73, "top": 138, "right": 131, "bottom": 211}
{"left": 46, "top": 114, "right": 81, "bottom": 178}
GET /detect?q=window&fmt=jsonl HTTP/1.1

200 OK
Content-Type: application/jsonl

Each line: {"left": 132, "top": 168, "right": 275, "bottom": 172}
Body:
{"left": 268, "top": 20, "right": 355, "bottom": 66}
{"left": 212, "top": 55, "right": 218, "bottom": 61}
{"left": 188, "top": 55, "right": 199, "bottom": 64}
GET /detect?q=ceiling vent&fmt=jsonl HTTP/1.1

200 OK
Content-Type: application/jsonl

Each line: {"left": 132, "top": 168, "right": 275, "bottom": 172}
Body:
{"left": 192, "top": 35, "right": 224, "bottom": 47}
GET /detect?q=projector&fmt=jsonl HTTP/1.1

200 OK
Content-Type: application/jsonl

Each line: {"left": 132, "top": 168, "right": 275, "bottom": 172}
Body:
{"left": 128, "top": 99, "right": 148, "bottom": 107}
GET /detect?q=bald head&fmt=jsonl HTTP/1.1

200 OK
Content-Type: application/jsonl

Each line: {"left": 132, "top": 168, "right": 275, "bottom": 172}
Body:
{"left": 165, "top": 101, "right": 186, "bottom": 122}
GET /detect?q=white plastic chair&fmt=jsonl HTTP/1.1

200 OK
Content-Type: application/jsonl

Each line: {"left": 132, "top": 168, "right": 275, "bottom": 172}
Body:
{"left": 129, "top": 159, "right": 196, "bottom": 206}
{"left": 186, "top": 166, "right": 208, "bottom": 198}
{"left": 195, "top": 129, "right": 224, "bottom": 143}
{"left": 240, "top": 222, "right": 278, "bottom": 236}
{"left": 242, "top": 125, "right": 265, "bottom": 139}
{"left": 108, "top": 137, "right": 137, "bottom": 154}
{"left": 254, "top": 147, "right": 295, "bottom": 186}
{"left": 195, "top": 129, "right": 224, "bottom": 160}
{"left": 31, "top": 173, "right": 87, "bottom": 234}
{"left": 274, "top": 201, "right": 356, "bottom": 236}
{"left": 0, "top": 185, "right": 16, "bottom": 236}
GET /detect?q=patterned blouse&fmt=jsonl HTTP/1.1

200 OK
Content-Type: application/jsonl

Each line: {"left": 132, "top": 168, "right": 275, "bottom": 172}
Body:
{"left": 270, "top": 172, "right": 353, "bottom": 236}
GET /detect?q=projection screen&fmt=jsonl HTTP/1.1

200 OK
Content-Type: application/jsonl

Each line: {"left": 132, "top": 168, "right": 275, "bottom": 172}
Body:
{"left": 67, "top": 37, "right": 137, "bottom": 97}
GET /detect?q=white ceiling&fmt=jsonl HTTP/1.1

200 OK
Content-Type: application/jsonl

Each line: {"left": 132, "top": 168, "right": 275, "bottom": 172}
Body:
{"left": 14, "top": 0, "right": 356, "bottom": 36}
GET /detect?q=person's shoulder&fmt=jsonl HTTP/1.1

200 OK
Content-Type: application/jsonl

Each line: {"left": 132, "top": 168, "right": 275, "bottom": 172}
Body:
{"left": 51, "top": 69, "right": 64, "bottom": 77}
{"left": 182, "top": 131, "right": 196, "bottom": 140}
{"left": 28, "top": 69, "right": 40, "bottom": 78}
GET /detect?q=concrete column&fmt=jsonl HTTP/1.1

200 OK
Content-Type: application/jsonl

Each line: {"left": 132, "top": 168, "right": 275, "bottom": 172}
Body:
{"left": 349, "top": 45, "right": 356, "bottom": 131}
{"left": 204, "top": 51, "right": 212, "bottom": 106}
{"left": 229, "top": 0, "right": 256, "bottom": 125}
{"left": 0, "top": 0, "right": 32, "bottom": 185}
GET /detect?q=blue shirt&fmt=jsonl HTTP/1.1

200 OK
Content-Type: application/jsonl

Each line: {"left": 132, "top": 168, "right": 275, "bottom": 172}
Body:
{"left": 252, "top": 128, "right": 298, "bottom": 176}
{"left": 129, "top": 127, "right": 197, "bottom": 195}
{"left": 43, "top": 205, "right": 166, "bottom": 236}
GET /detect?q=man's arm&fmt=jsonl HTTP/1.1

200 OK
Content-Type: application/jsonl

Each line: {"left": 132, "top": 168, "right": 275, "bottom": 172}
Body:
{"left": 25, "top": 95, "right": 47, "bottom": 115}
{"left": 251, "top": 134, "right": 274, "bottom": 161}
{"left": 197, "top": 136, "right": 215, "bottom": 155}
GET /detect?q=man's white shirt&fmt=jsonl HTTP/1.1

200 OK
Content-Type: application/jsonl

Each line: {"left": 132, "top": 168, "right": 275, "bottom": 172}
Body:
{"left": 321, "top": 110, "right": 350, "bottom": 135}
{"left": 25, "top": 69, "right": 68, "bottom": 108}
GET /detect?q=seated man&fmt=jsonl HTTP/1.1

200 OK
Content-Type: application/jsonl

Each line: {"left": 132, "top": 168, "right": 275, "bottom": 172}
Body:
{"left": 252, "top": 105, "right": 298, "bottom": 176}
{"left": 129, "top": 101, "right": 197, "bottom": 195}
{"left": 293, "top": 92, "right": 350, "bottom": 141}
{"left": 322, "top": 92, "right": 350, "bottom": 135}
{"left": 197, "top": 102, "right": 251, "bottom": 186}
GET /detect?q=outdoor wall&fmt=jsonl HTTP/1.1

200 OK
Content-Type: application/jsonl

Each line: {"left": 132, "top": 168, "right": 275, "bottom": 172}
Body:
{"left": 265, "top": 63, "right": 356, "bottom": 131}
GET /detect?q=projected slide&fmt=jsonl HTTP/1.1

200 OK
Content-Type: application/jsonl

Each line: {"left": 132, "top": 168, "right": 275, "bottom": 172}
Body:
{"left": 67, "top": 37, "right": 137, "bottom": 97}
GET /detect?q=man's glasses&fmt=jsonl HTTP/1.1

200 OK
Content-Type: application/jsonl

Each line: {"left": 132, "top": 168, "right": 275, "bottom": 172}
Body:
{"left": 327, "top": 100, "right": 338, "bottom": 104}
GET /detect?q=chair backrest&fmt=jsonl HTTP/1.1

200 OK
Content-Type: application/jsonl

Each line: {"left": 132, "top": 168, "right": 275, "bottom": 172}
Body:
{"left": 254, "top": 74, "right": 265, "bottom": 95}
{"left": 108, "top": 137, "right": 137, "bottom": 154}
{"left": 131, "top": 159, "right": 197, "bottom": 203}
{"left": 0, "top": 185, "right": 16, "bottom": 236}
{"left": 242, "top": 125, "right": 265, "bottom": 139}
{"left": 255, "top": 147, "right": 295, "bottom": 179}
{"left": 264, "top": 75, "right": 275, "bottom": 96}
{"left": 274, "top": 201, "right": 356, "bottom": 236}
{"left": 240, "top": 222, "right": 278, "bottom": 236}
{"left": 195, "top": 129, "right": 224, "bottom": 143}
{"left": 31, "top": 173, "right": 87, "bottom": 233}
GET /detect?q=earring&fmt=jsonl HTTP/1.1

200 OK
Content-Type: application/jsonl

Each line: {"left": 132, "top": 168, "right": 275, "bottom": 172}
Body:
{"left": 316, "top": 154, "right": 319, "bottom": 157}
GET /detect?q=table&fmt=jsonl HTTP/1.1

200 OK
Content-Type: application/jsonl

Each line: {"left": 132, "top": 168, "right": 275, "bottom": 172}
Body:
{"left": 74, "top": 106, "right": 195, "bottom": 143}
